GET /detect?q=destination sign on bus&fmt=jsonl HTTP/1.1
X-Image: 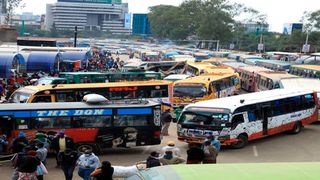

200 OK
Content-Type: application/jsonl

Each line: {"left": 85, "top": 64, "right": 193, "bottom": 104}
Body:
{"left": 32, "top": 109, "right": 112, "bottom": 117}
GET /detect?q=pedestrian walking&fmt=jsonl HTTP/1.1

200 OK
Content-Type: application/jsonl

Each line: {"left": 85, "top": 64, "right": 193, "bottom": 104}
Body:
{"left": 202, "top": 140, "right": 218, "bottom": 164}
{"left": 159, "top": 151, "right": 185, "bottom": 165}
{"left": 11, "top": 132, "right": 29, "bottom": 153}
{"left": 77, "top": 149, "right": 100, "bottom": 180}
{"left": 51, "top": 132, "right": 74, "bottom": 167}
{"left": 146, "top": 151, "right": 161, "bottom": 168}
{"left": 59, "top": 148, "right": 79, "bottom": 180}
{"left": 16, "top": 149, "right": 40, "bottom": 180}
{"left": 161, "top": 109, "right": 172, "bottom": 136}
{"left": 161, "top": 141, "right": 181, "bottom": 157}
{"left": 36, "top": 142, "right": 48, "bottom": 180}
{"left": 35, "top": 132, "right": 50, "bottom": 150}
{"left": 90, "top": 161, "right": 114, "bottom": 180}
{"left": 186, "top": 143, "right": 204, "bottom": 164}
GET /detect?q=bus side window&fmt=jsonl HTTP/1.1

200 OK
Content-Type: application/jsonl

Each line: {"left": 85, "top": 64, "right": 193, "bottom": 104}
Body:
{"left": 32, "top": 96, "right": 52, "bottom": 103}
{"left": 15, "top": 118, "right": 30, "bottom": 130}
{"left": 231, "top": 114, "right": 244, "bottom": 130}
{"left": 247, "top": 112, "right": 256, "bottom": 122}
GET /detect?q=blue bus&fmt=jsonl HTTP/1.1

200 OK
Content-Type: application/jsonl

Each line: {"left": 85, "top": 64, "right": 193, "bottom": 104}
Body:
{"left": 0, "top": 97, "right": 161, "bottom": 153}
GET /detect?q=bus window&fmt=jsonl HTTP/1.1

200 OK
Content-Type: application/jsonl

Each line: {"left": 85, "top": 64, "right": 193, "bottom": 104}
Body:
{"left": 231, "top": 114, "right": 244, "bottom": 130}
{"left": 15, "top": 118, "right": 30, "bottom": 130}
{"left": 114, "top": 115, "right": 149, "bottom": 126}
{"left": 32, "top": 96, "right": 52, "bottom": 103}
{"left": 34, "top": 117, "right": 71, "bottom": 129}
{"left": 74, "top": 116, "right": 112, "bottom": 128}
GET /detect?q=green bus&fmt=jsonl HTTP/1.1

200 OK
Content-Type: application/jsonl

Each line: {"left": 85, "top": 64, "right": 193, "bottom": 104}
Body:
{"left": 58, "top": 71, "right": 163, "bottom": 84}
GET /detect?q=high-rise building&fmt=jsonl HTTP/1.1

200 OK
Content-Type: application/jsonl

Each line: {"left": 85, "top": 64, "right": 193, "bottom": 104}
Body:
{"left": 0, "top": 0, "right": 6, "bottom": 15}
{"left": 45, "top": 0, "right": 131, "bottom": 34}
{"left": 132, "top": 14, "right": 151, "bottom": 35}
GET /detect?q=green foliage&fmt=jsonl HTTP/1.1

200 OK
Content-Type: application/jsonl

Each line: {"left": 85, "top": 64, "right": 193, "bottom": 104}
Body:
{"left": 5, "top": 0, "right": 24, "bottom": 25}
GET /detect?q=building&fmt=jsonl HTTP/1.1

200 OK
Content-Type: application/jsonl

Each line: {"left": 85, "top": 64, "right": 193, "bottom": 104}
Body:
{"left": 283, "top": 23, "right": 303, "bottom": 35}
{"left": 242, "top": 23, "right": 269, "bottom": 34}
{"left": 11, "top": 12, "right": 42, "bottom": 29}
{"left": 45, "top": 0, "right": 131, "bottom": 34}
{"left": 0, "top": 0, "right": 7, "bottom": 24}
{"left": 132, "top": 14, "right": 151, "bottom": 35}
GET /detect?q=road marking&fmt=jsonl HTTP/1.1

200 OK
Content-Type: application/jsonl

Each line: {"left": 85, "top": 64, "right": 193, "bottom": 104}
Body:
{"left": 253, "top": 146, "right": 259, "bottom": 157}
{"left": 142, "top": 146, "right": 151, "bottom": 155}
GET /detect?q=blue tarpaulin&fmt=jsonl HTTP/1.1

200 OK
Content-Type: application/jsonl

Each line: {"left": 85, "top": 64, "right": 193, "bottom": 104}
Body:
{"left": 27, "top": 52, "right": 61, "bottom": 73}
{"left": 60, "top": 51, "right": 91, "bottom": 63}
{"left": 164, "top": 52, "right": 179, "bottom": 58}
{"left": 0, "top": 53, "right": 25, "bottom": 79}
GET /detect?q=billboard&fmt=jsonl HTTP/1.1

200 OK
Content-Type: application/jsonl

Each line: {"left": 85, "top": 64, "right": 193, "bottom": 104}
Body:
{"left": 283, "top": 23, "right": 303, "bottom": 35}
{"left": 124, "top": 13, "right": 131, "bottom": 29}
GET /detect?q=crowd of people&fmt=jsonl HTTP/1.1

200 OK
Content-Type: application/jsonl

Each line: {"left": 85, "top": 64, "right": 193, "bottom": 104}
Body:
{"left": 2, "top": 130, "right": 221, "bottom": 180}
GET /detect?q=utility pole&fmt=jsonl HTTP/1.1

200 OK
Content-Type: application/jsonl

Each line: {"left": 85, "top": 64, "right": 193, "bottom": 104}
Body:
{"left": 74, "top": 26, "right": 78, "bottom": 47}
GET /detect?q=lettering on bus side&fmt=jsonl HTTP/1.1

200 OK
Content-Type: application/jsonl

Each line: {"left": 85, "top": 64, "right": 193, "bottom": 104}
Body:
{"left": 35, "top": 109, "right": 108, "bottom": 117}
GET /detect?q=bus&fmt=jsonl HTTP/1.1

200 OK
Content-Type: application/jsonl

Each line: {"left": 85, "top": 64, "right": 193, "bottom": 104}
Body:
{"left": 279, "top": 77, "right": 320, "bottom": 120}
{"left": 8, "top": 80, "right": 173, "bottom": 110}
{"left": 59, "top": 71, "right": 163, "bottom": 83}
{"left": 193, "top": 53, "right": 211, "bottom": 61}
{"left": 256, "top": 71, "right": 297, "bottom": 92}
{"left": 0, "top": 97, "right": 162, "bottom": 153}
{"left": 177, "top": 89, "right": 318, "bottom": 148}
{"left": 124, "top": 61, "right": 186, "bottom": 75}
{"left": 289, "top": 65, "right": 320, "bottom": 79}
{"left": 185, "top": 62, "right": 216, "bottom": 76}
{"left": 255, "top": 60, "right": 292, "bottom": 71}
{"left": 173, "top": 73, "right": 240, "bottom": 107}
{"left": 238, "top": 66, "right": 273, "bottom": 92}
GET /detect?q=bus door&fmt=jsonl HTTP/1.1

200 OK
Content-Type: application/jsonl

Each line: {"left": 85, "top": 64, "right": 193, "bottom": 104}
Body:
{"left": 262, "top": 106, "right": 271, "bottom": 136}
{"left": 0, "top": 116, "right": 13, "bottom": 138}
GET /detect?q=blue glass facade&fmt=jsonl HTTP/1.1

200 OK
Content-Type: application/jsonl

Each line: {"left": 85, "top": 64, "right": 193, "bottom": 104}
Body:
{"left": 132, "top": 14, "right": 152, "bottom": 35}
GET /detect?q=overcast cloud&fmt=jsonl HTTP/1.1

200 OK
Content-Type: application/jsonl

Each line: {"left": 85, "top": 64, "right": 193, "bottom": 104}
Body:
{"left": 18, "top": 0, "right": 320, "bottom": 32}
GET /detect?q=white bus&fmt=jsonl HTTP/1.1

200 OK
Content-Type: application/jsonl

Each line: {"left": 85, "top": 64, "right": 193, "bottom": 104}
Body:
{"left": 177, "top": 89, "right": 318, "bottom": 148}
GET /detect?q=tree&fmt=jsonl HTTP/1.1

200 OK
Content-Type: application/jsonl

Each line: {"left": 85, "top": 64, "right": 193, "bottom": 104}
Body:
{"left": 5, "top": 0, "right": 24, "bottom": 25}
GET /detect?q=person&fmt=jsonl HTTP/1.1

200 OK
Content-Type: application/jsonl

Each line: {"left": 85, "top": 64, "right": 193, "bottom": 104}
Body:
{"left": 51, "top": 131, "right": 75, "bottom": 167}
{"left": 16, "top": 149, "right": 41, "bottom": 180}
{"left": 11, "top": 132, "right": 29, "bottom": 153}
{"left": 202, "top": 140, "right": 218, "bottom": 164}
{"left": 186, "top": 143, "right": 204, "bottom": 164}
{"left": 161, "top": 109, "right": 172, "bottom": 136}
{"left": 35, "top": 132, "right": 50, "bottom": 150}
{"left": 161, "top": 141, "right": 181, "bottom": 157}
{"left": 90, "top": 161, "right": 114, "bottom": 180}
{"left": 36, "top": 142, "right": 48, "bottom": 180}
{"left": 206, "top": 135, "right": 221, "bottom": 152}
{"left": 160, "top": 151, "right": 185, "bottom": 165}
{"left": 0, "top": 134, "right": 8, "bottom": 154}
{"left": 77, "top": 149, "right": 100, "bottom": 180}
{"left": 59, "top": 148, "right": 79, "bottom": 180}
{"left": 146, "top": 151, "right": 161, "bottom": 168}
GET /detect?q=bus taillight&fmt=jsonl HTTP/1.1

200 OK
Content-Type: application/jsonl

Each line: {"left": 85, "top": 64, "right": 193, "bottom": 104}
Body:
{"left": 153, "top": 131, "right": 161, "bottom": 139}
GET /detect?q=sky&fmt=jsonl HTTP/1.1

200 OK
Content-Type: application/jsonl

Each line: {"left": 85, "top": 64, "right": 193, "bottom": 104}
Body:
{"left": 17, "top": 0, "right": 320, "bottom": 32}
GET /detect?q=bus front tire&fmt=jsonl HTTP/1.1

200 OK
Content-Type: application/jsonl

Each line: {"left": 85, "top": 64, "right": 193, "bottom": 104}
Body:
{"left": 290, "top": 121, "right": 302, "bottom": 134}
{"left": 231, "top": 134, "right": 248, "bottom": 149}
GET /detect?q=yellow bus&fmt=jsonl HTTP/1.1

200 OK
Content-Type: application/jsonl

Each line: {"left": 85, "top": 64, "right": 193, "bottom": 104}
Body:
{"left": 173, "top": 73, "right": 240, "bottom": 107}
{"left": 185, "top": 61, "right": 216, "bottom": 76}
{"left": 9, "top": 80, "right": 173, "bottom": 110}
{"left": 289, "top": 65, "right": 320, "bottom": 79}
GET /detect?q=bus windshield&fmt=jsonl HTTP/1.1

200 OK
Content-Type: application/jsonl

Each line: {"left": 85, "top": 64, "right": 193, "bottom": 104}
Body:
{"left": 174, "top": 84, "right": 207, "bottom": 97}
{"left": 9, "top": 92, "right": 32, "bottom": 103}
{"left": 179, "top": 111, "right": 229, "bottom": 126}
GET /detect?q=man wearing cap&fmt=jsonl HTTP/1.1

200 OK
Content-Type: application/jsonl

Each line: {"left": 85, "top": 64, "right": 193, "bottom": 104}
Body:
{"left": 51, "top": 131, "right": 75, "bottom": 167}
{"left": 146, "top": 151, "right": 161, "bottom": 168}
{"left": 11, "top": 132, "right": 29, "bottom": 153}
{"left": 161, "top": 141, "right": 181, "bottom": 157}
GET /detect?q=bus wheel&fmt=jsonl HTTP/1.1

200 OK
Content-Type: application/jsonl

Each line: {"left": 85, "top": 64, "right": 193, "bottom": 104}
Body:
{"left": 231, "top": 134, "right": 248, "bottom": 149}
{"left": 76, "top": 143, "right": 100, "bottom": 154}
{"left": 291, "top": 121, "right": 302, "bottom": 134}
